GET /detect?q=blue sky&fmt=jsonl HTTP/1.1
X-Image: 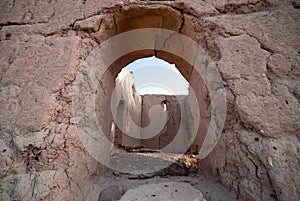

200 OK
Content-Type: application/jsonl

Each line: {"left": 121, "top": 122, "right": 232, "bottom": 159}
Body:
{"left": 127, "top": 56, "right": 189, "bottom": 95}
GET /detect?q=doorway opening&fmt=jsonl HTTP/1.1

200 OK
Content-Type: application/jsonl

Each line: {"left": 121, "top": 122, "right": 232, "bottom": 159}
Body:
{"left": 108, "top": 56, "right": 201, "bottom": 175}
{"left": 112, "top": 56, "right": 195, "bottom": 150}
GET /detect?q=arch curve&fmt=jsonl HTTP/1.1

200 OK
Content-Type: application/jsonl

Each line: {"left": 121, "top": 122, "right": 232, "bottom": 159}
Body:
{"left": 73, "top": 6, "right": 226, "bottom": 173}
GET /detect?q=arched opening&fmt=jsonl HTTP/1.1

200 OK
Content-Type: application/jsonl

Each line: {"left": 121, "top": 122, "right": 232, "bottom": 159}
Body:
{"left": 74, "top": 5, "right": 226, "bottom": 176}
{"left": 110, "top": 56, "right": 194, "bottom": 153}
{"left": 94, "top": 48, "right": 212, "bottom": 176}
{"left": 95, "top": 49, "right": 211, "bottom": 158}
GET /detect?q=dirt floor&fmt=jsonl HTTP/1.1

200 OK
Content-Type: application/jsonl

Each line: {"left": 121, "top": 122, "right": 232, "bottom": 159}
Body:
{"left": 88, "top": 170, "right": 238, "bottom": 201}
{"left": 85, "top": 150, "right": 239, "bottom": 201}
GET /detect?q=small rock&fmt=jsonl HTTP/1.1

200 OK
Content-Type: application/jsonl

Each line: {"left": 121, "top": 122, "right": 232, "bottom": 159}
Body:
{"left": 112, "top": 171, "right": 120, "bottom": 177}
{"left": 267, "top": 156, "right": 273, "bottom": 167}
{"left": 261, "top": 73, "right": 267, "bottom": 77}
{"left": 128, "top": 175, "right": 139, "bottom": 179}
{"left": 139, "top": 173, "right": 155, "bottom": 179}
{"left": 70, "top": 117, "right": 81, "bottom": 124}
{"left": 98, "top": 185, "right": 125, "bottom": 201}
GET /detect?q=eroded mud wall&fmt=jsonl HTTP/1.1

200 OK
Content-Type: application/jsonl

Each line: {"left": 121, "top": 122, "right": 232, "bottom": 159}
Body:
{"left": 111, "top": 67, "right": 142, "bottom": 147}
{"left": 141, "top": 95, "right": 194, "bottom": 153}
{"left": 0, "top": 1, "right": 299, "bottom": 201}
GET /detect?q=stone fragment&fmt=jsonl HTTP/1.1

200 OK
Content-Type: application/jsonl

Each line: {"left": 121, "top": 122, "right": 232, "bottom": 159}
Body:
{"left": 98, "top": 185, "right": 125, "bottom": 201}
{"left": 70, "top": 116, "right": 81, "bottom": 124}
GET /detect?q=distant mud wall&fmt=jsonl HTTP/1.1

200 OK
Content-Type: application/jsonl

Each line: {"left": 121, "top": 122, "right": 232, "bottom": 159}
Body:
{"left": 110, "top": 67, "right": 142, "bottom": 148}
{"left": 141, "top": 95, "right": 196, "bottom": 153}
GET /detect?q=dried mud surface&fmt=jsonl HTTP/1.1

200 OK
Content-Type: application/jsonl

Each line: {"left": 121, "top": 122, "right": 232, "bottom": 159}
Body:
{"left": 0, "top": 0, "right": 299, "bottom": 201}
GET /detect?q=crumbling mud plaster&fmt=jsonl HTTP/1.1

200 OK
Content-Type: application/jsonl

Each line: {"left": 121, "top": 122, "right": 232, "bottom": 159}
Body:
{"left": 109, "top": 67, "right": 142, "bottom": 148}
{"left": 141, "top": 95, "right": 198, "bottom": 153}
{"left": 0, "top": 0, "right": 299, "bottom": 201}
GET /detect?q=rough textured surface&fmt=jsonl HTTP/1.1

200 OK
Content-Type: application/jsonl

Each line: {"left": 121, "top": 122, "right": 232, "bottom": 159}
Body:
{"left": 0, "top": 0, "right": 299, "bottom": 201}
{"left": 110, "top": 67, "right": 142, "bottom": 148}
{"left": 98, "top": 185, "right": 125, "bottom": 201}
{"left": 119, "top": 182, "right": 206, "bottom": 201}
{"left": 141, "top": 95, "right": 196, "bottom": 153}
{"left": 92, "top": 170, "right": 237, "bottom": 201}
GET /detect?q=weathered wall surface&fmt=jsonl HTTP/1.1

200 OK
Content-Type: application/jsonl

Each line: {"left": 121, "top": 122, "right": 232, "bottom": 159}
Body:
{"left": 141, "top": 95, "right": 195, "bottom": 153}
{"left": 200, "top": 7, "right": 300, "bottom": 200}
{"left": 0, "top": 0, "right": 299, "bottom": 201}
{"left": 110, "top": 67, "right": 142, "bottom": 148}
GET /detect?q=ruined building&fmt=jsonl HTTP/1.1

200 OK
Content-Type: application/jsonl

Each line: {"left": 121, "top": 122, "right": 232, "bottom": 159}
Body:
{"left": 0, "top": 0, "right": 299, "bottom": 201}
